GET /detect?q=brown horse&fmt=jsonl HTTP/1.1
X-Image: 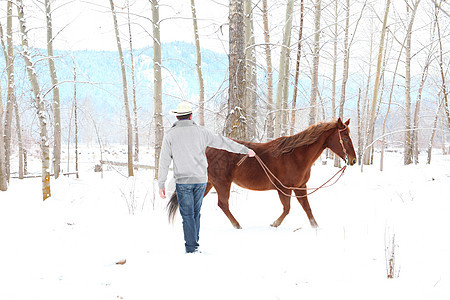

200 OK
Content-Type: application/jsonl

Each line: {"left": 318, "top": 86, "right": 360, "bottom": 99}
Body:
{"left": 168, "top": 118, "right": 357, "bottom": 229}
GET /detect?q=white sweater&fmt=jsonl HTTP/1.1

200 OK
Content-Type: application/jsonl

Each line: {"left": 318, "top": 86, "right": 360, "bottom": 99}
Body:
{"left": 158, "top": 120, "right": 249, "bottom": 189}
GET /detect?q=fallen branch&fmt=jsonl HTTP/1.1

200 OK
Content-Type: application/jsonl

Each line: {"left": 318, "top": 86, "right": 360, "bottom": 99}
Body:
{"left": 11, "top": 172, "right": 79, "bottom": 179}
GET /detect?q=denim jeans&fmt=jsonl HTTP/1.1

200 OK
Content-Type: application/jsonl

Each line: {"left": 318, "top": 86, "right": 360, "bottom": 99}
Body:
{"left": 176, "top": 183, "right": 207, "bottom": 253}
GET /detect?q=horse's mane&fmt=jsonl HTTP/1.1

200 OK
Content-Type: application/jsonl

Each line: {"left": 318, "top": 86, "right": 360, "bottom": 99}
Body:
{"left": 268, "top": 120, "right": 339, "bottom": 157}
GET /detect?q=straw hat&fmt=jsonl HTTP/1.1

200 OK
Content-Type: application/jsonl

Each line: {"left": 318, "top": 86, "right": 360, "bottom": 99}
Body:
{"left": 169, "top": 101, "right": 197, "bottom": 116}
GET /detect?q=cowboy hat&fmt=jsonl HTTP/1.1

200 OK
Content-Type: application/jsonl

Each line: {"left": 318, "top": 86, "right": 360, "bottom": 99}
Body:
{"left": 169, "top": 101, "right": 198, "bottom": 116}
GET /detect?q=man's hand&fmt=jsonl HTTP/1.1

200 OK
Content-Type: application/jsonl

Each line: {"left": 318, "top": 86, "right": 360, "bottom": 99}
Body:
{"left": 159, "top": 188, "right": 166, "bottom": 199}
{"left": 248, "top": 149, "right": 256, "bottom": 157}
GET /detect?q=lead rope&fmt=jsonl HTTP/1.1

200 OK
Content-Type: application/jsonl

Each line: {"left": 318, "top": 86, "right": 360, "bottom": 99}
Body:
{"left": 236, "top": 127, "right": 348, "bottom": 199}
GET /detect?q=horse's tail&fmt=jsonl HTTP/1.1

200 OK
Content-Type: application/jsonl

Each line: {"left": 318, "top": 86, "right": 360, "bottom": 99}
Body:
{"left": 167, "top": 191, "right": 179, "bottom": 223}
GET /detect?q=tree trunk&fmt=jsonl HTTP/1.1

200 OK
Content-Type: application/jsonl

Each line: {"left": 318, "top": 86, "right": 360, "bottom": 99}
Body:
{"left": 0, "top": 84, "right": 7, "bottom": 191}
{"left": 274, "top": 0, "right": 294, "bottom": 137}
{"left": 364, "top": 0, "right": 391, "bottom": 165}
{"left": 262, "top": 0, "right": 274, "bottom": 140}
{"left": 436, "top": 7, "right": 449, "bottom": 131}
{"left": 45, "top": 0, "right": 61, "bottom": 179}
{"left": 427, "top": 98, "right": 444, "bottom": 164}
{"left": 358, "top": 28, "right": 374, "bottom": 165}
{"left": 0, "top": 6, "right": 23, "bottom": 180}
{"left": 109, "top": 0, "right": 134, "bottom": 177}
{"left": 191, "top": 0, "right": 206, "bottom": 126}
{"left": 412, "top": 55, "right": 430, "bottom": 164}
{"left": 127, "top": 1, "right": 139, "bottom": 162}
{"left": 331, "top": 0, "right": 338, "bottom": 121}
{"left": 290, "top": 0, "right": 304, "bottom": 135}
{"left": 226, "top": 0, "right": 247, "bottom": 140}
{"left": 3, "top": 0, "right": 16, "bottom": 181}
{"left": 404, "top": 0, "right": 420, "bottom": 165}
{"left": 73, "top": 59, "right": 79, "bottom": 179}
{"left": 244, "top": 0, "right": 257, "bottom": 141}
{"left": 309, "top": 0, "right": 321, "bottom": 125}
{"left": 338, "top": 0, "right": 350, "bottom": 119}
{"left": 151, "top": 0, "right": 164, "bottom": 179}
{"left": 17, "top": 0, "right": 51, "bottom": 200}
{"left": 380, "top": 34, "right": 406, "bottom": 171}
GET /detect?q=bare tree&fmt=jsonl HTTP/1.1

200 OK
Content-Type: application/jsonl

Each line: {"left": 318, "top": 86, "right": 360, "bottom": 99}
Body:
{"left": 380, "top": 34, "right": 406, "bottom": 171}
{"left": 127, "top": 1, "right": 139, "bottom": 162}
{"left": 244, "top": 0, "right": 257, "bottom": 140}
{"left": 412, "top": 50, "right": 432, "bottom": 164}
{"left": 427, "top": 97, "right": 445, "bottom": 164}
{"left": 109, "top": 0, "right": 134, "bottom": 177}
{"left": 331, "top": 0, "right": 339, "bottom": 121}
{"left": 2, "top": 0, "right": 16, "bottom": 181}
{"left": 191, "top": 0, "right": 206, "bottom": 126}
{"left": 17, "top": 0, "right": 51, "bottom": 200}
{"left": 72, "top": 57, "right": 79, "bottom": 178}
{"left": 309, "top": 0, "right": 321, "bottom": 125}
{"left": 436, "top": 4, "right": 449, "bottom": 131}
{"left": 226, "top": 0, "right": 247, "bottom": 140}
{"left": 262, "top": 0, "right": 274, "bottom": 140}
{"left": 274, "top": 0, "right": 294, "bottom": 137}
{"left": 403, "top": 0, "right": 421, "bottom": 165}
{"left": 290, "top": 0, "right": 304, "bottom": 135}
{"left": 0, "top": 85, "right": 6, "bottom": 191}
{"left": 45, "top": 0, "right": 61, "bottom": 178}
{"left": 364, "top": 0, "right": 391, "bottom": 165}
{"left": 151, "top": 0, "right": 164, "bottom": 178}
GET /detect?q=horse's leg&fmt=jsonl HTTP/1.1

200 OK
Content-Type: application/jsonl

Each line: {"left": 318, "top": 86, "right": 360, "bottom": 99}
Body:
{"left": 215, "top": 182, "right": 242, "bottom": 229}
{"left": 294, "top": 188, "right": 319, "bottom": 228}
{"left": 271, "top": 190, "right": 291, "bottom": 227}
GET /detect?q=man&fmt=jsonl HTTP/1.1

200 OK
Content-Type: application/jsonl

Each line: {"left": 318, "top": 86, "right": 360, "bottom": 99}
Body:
{"left": 158, "top": 101, "right": 255, "bottom": 253}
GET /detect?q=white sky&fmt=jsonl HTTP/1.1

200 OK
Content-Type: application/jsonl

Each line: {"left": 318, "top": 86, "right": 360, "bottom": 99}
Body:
{"left": 40, "top": 0, "right": 231, "bottom": 52}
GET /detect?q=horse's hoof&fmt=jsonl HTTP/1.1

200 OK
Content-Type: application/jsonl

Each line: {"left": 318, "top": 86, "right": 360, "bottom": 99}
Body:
{"left": 270, "top": 222, "right": 280, "bottom": 228}
{"left": 233, "top": 224, "right": 242, "bottom": 229}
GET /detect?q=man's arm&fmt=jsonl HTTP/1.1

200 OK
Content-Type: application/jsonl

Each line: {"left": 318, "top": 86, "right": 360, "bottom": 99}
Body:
{"left": 206, "top": 130, "right": 252, "bottom": 155}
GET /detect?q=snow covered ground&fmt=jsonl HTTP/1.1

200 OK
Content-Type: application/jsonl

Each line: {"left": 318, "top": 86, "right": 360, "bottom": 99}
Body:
{"left": 0, "top": 147, "right": 449, "bottom": 300}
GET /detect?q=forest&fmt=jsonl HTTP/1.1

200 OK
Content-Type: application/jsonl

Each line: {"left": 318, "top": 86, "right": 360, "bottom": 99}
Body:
{"left": 0, "top": 1, "right": 449, "bottom": 299}
{"left": 0, "top": 0, "right": 449, "bottom": 198}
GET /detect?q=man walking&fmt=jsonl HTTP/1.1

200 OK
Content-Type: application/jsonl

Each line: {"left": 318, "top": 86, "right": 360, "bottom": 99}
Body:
{"left": 158, "top": 102, "right": 255, "bottom": 253}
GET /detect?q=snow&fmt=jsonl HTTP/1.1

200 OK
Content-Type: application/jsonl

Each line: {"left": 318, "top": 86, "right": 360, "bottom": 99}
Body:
{"left": 0, "top": 148, "right": 449, "bottom": 299}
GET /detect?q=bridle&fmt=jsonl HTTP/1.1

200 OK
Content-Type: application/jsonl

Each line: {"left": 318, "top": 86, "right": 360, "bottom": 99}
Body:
{"left": 337, "top": 125, "right": 349, "bottom": 164}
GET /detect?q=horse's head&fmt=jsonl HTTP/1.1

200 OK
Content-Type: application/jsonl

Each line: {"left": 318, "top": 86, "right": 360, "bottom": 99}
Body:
{"left": 327, "top": 118, "right": 357, "bottom": 166}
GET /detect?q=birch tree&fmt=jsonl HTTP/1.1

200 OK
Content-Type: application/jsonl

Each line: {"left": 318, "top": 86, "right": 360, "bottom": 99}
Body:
{"left": 412, "top": 49, "right": 432, "bottom": 164}
{"left": 309, "top": 0, "right": 321, "bottom": 125}
{"left": 109, "top": 0, "right": 134, "bottom": 177}
{"left": 0, "top": 87, "right": 6, "bottom": 191}
{"left": 17, "top": 0, "right": 51, "bottom": 200}
{"left": 274, "top": 0, "right": 294, "bottom": 137}
{"left": 244, "top": 0, "right": 257, "bottom": 140}
{"left": 262, "top": 0, "right": 274, "bottom": 140}
{"left": 403, "top": 0, "right": 421, "bottom": 165}
{"left": 364, "top": 0, "right": 391, "bottom": 165}
{"left": 3, "top": 0, "right": 16, "bottom": 181}
{"left": 127, "top": 1, "right": 139, "bottom": 162}
{"left": 290, "top": 0, "right": 304, "bottom": 135}
{"left": 331, "top": 0, "right": 339, "bottom": 120}
{"left": 191, "top": 0, "right": 205, "bottom": 126}
{"left": 226, "top": 0, "right": 247, "bottom": 140}
{"left": 151, "top": 0, "right": 163, "bottom": 178}
{"left": 436, "top": 5, "right": 449, "bottom": 131}
{"left": 45, "top": 0, "right": 62, "bottom": 178}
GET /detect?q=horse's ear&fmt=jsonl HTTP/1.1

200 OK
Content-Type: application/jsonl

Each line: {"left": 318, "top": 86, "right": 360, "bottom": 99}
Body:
{"left": 337, "top": 117, "right": 345, "bottom": 128}
{"left": 345, "top": 118, "right": 350, "bottom": 126}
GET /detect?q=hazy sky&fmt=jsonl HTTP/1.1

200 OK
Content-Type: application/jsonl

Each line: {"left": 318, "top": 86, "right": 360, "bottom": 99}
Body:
{"left": 35, "top": 0, "right": 231, "bottom": 52}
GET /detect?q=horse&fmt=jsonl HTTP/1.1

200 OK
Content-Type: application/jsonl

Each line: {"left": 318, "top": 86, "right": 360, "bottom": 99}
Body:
{"left": 168, "top": 117, "right": 357, "bottom": 229}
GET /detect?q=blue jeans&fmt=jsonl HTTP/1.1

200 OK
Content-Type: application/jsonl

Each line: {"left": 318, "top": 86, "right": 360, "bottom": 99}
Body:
{"left": 176, "top": 183, "right": 207, "bottom": 253}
